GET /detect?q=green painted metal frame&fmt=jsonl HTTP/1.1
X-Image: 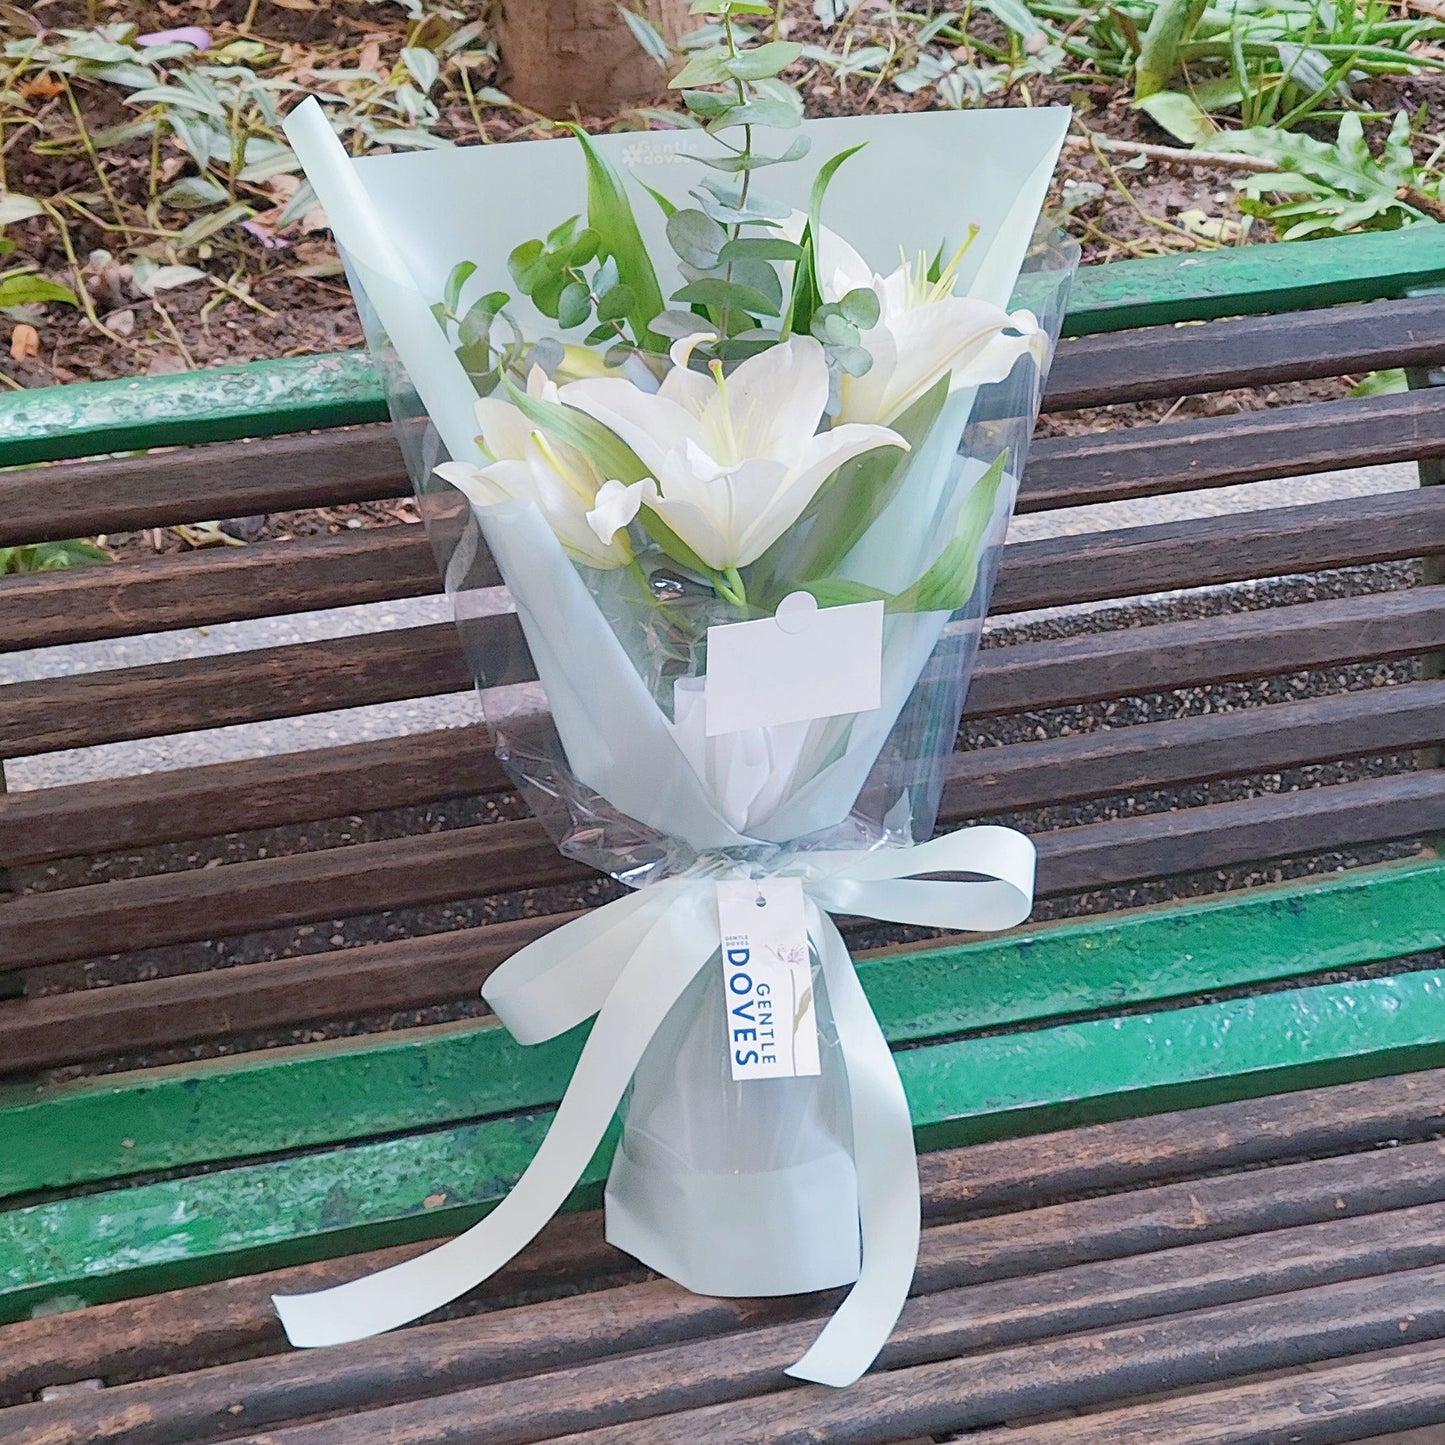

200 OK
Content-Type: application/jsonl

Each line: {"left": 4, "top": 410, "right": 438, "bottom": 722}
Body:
{"left": 4, "top": 859, "right": 1443, "bottom": 1323}
{"left": 3, "top": 226, "right": 1445, "bottom": 468}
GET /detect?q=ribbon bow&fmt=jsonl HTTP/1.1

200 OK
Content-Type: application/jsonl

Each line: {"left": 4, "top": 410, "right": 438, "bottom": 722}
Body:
{"left": 274, "top": 826, "right": 1035, "bottom": 1386}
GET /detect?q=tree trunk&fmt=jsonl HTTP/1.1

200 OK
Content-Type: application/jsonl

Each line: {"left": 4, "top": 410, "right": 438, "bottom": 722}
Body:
{"left": 496, "top": 0, "right": 694, "bottom": 116}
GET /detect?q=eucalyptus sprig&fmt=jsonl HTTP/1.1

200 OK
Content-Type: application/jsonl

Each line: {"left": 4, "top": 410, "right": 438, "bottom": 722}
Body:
{"left": 649, "top": 0, "right": 813, "bottom": 365}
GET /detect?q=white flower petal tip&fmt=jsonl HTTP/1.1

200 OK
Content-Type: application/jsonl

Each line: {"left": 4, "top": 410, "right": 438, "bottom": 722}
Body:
{"left": 586, "top": 478, "right": 654, "bottom": 546}
{"left": 668, "top": 332, "right": 719, "bottom": 370}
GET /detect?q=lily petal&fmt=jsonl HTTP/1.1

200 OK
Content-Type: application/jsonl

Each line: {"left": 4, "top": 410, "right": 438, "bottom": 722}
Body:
{"left": 586, "top": 477, "right": 654, "bottom": 545}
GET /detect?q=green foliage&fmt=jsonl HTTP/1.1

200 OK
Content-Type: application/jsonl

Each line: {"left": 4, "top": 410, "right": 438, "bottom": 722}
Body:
{"left": 1210, "top": 111, "right": 1435, "bottom": 239}
{"left": 0, "top": 540, "right": 110, "bottom": 576}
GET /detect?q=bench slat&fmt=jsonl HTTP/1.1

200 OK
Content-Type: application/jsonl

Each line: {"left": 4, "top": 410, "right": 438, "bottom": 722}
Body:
{"left": 549, "top": 1265, "right": 1445, "bottom": 1445}
{"left": 1020, "top": 387, "right": 1445, "bottom": 513}
{"left": 0, "top": 727, "right": 506, "bottom": 867}
{"left": 7, "top": 861, "right": 1440, "bottom": 1189}
{"left": 4, "top": 770, "right": 1441, "bottom": 970}
{"left": 0, "top": 426, "right": 406, "bottom": 550}
{"left": 6, "top": 486, "right": 1442, "bottom": 654}
{"left": 5, "top": 385, "right": 1442, "bottom": 555}
{"left": 971, "top": 1338, "right": 1445, "bottom": 1445}
{"left": 1, "top": 667, "right": 1436, "bottom": 877}
{"left": 947, "top": 678, "right": 1445, "bottom": 818}
{"left": 4, "top": 586, "right": 1440, "bottom": 760}
{"left": 11, "top": 1202, "right": 1445, "bottom": 1444}
{"left": 7, "top": 964, "right": 1445, "bottom": 1326}
{"left": 1044, "top": 291, "right": 1445, "bottom": 410}
{"left": 5, "top": 1067, "right": 1443, "bottom": 1401}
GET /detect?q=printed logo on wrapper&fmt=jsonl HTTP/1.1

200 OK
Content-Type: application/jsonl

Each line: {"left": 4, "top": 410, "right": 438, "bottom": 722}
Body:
{"left": 704, "top": 592, "right": 885, "bottom": 737}
{"left": 717, "top": 877, "right": 820, "bottom": 1081}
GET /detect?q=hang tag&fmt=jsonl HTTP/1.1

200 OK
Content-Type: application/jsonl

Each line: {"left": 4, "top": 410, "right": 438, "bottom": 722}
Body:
{"left": 717, "top": 877, "right": 820, "bottom": 1082}
{"left": 704, "top": 592, "right": 884, "bottom": 737}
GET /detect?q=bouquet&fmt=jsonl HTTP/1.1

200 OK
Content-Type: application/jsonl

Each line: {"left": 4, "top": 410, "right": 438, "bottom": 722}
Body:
{"left": 276, "top": 8, "right": 1076, "bottom": 1387}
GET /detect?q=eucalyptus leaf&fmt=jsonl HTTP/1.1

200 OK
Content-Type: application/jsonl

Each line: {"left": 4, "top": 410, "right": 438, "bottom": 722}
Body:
{"left": 839, "top": 286, "right": 880, "bottom": 329}
{"left": 705, "top": 97, "right": 803, "bottom": 132}
{"left": 667, "top": 208, "right": 727, "bottom": 268}
{"left": 596, "top": 282, "right": 636, "bottom": 323}
{"left": 557, "top": 280, "right": 592, "bottom": 329}
{"left": 724, "top": 41, "right": 803, "bottom": 80}
{"left": 673, "top": 276, "right": 781, "bottom": 317}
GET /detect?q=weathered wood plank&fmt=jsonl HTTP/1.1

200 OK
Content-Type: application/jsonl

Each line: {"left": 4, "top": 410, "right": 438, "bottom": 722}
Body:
{"left": 0, "top": 529, "right": 452, "bottom": 652}
{"left": 1043, "top": 292, "right": 1445, "bottom": 411}
{"left": 945, "top": 679, "right": 1445, "bottom": 819}
{"left": 539, "top": 1265, "right": 1445, "bottom": 1445}
{"left": 2, "top": 770, "right": 1440, "bottom": 970}
{"left": 4, "top": 584, "right": 1441, "bottom": 760}
{"left": 0, "top": 726, "right": 509, "bottom": 868}
{"left": 7, "top": 1066, "right": 1443, "bottom": 1397}
{"left": 0, "top": 426, "right": 408, "bottom": 548}
{"left": 961, "top": 1337, "right": 1445, "bottom": 1444}
{"left": 10, "top": 1199, "right": 1445, "bottom": 1444}
{"left": 966, "top": 586, "right": 1445, "bottom": 719}
{"left": 6, "top": 484, "right": 1441, "bottom": 654}
{"left": 1019, "top": 389, "right": 1445, "bottom": 513}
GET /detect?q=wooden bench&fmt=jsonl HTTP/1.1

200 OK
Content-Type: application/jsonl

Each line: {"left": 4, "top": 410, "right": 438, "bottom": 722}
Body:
{"left": 2, "top": 222, "right": 1445, "bottom": 1441}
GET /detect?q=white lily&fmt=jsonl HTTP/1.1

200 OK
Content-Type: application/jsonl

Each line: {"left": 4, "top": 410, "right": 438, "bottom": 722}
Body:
{"left": 434, "top": 366, "right": 633, "bottom": 571}
{"left": 784, "top": 213, "right": 1048, "bottom": 427}
{"left": 562, "top": 334, "right": 905, "bottom": 572}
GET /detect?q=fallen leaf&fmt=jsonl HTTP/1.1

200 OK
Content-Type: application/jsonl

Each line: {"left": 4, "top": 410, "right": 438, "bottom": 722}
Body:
{"left": 107, "top": 308, "right": 136, "bottom": 336}
{"left": 137, "top": 27, "right": 212, "bottom": 50}
{"left": 18, "top": 74, "right": 63, "bottom": 100}
{"left": 10, "top": 323, "right": 38, "bottom": 361}
{"left": 266, "top": 0, "right": 320, "bottom": 9}
{"left": 359, "top": 40, "right": 382, "bottom": 74}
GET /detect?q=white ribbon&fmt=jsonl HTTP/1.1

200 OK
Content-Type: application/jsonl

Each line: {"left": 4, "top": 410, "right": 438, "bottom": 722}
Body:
{"left": 274, "top": 826, "right": 1035, "bottom": 1386}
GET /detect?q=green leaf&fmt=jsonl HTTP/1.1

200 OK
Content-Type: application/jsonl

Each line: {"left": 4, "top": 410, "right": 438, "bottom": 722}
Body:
{"left": 724, "top": 41, "right": 804, "bottom": 80}
{"left": 0, "top": 272, "right": 78, "bottom": 307}
{"left": 717, "top": 236, "right": 804, "bottom": 263}
{"left": 458, "top": 290, "right": 509, "bottom": 348}
{"left": 891, "top": 451, "right": 1010, "bottom": 614}
{"left": 779, "top": 376, "right": 950, "bottom": 585}
{"left": 505, "top": 377, "right": 650, "bottom": 484}
{"left": 1133, "top": 0, "right": 1207, "bottom": 99}
{"left": 682, "top": 89, "right": 732, "bottom": 117}
{"left": 669, "top": 47, "right": 733, "bottom": 88}
{"left": 667, "top": 208, "right": 728, "bottom": 268}
{"left": 619, "top": 7, "right": 673, "bottom": 66}
{"left": 557, "top": 280, "right": 592, "bottom": 329}
{"left": 1134, "top": 89, "right": 1217, "bottom": 143}
{"left": 566, "top": 125, "right": 666, "bottom": 349}
{"left": 569, "top": 228, "right": 600, "bottom": 267}
{"left": 839, "top": 286, "right": 880, "bottom": 329}
{"left": 639, "top": 182, "right": 679, "bottom": 220}
{"left": 547, "top": 215, "right": 581, "bottom": 250}
{"left": 673, "top": 277, "right": 781, "bottom": 317}
{"left": 445, "top": 260, "right": 478, "bottom": 315}
{"left": 1349, "top": 367, "right": 1407, "bottom": 397}
{"left": 508, "top": 239, "right": 544, "bottom": 289}
{"left": 160, "top": 175, "right": 229, "bottom": 209}
{"left": 695, "top": 136, "right": 810, "bottom": 172}
{"left": 706, "top": 97, "right": 804, "bottom": 132}
{"left": 596, "top": 283, "right": 636, "bottom": 323}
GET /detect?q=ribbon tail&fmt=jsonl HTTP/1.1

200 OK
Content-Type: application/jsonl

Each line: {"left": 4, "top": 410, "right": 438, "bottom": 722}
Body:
{"left": 786, "top": 904, "right": 920, "bottom": 1389}
{"left": 274, "top": 891, "right": 717, "bottom": 1347}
